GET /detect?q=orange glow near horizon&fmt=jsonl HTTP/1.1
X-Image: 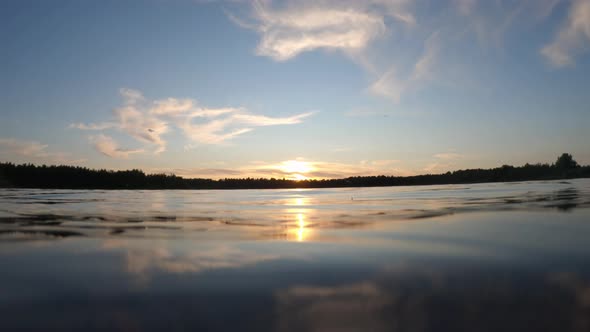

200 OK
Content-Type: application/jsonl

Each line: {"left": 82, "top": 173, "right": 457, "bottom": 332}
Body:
{"left": 280, "top": 160, "right": 313, "bottom": 174}
{"left": 292, "top": 173, "right": 308, "bottom": 181}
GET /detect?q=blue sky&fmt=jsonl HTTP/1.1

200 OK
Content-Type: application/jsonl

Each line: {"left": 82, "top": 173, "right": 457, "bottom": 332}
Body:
{"left": 1, "top": 0, "right": 589, "bottom": 179}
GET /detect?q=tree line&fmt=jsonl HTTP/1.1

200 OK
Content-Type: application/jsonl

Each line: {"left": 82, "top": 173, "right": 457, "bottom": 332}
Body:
{"left": 0, "top": 153, "right": 588, "bottom": 190}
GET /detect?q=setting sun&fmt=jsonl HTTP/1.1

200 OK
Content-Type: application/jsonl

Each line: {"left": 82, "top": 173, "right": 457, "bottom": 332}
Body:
{"left": 292, "top": 173, "right": 308, "bottom": 181}
{"left": 280, "top": 160, "right": 314, "bottom": 174}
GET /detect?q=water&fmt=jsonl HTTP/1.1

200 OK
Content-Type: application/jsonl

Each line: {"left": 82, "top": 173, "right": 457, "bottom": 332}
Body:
{"left": 1, "top": 179, "right": 590, "bottom": 331}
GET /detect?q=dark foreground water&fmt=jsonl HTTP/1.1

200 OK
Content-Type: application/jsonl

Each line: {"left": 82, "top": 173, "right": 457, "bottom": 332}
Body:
{"left": 1, "top": 179, "right": 590, "bottom": 331}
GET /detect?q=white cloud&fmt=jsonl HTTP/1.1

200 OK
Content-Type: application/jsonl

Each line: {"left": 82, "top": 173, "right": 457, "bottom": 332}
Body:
{"left": 0, "top": 138, "right": 85, "bottom": 164}
{"left": 178, "top": 117, "right": 255, "bottom": 145}
{"left": 102, "top": 240, "right": 281, "bottom": 285}
{"left": 368, "top": 66, "right": 405, "bottom": 102}
{"left": 177, "top": 111, "right": 314, "bottom": 146}
{"left": 73, "top": 89, "right": 168, "bottom": 154}
{"left": 119, "top": 88, "right": 144, "bottom": 104}
{"left": 542, "top": 0, "right": 590, "bottom": 66}
{"left": 229, "top": 0, "right": 576, "bottom": 104}
{"left": 0, "top": 138, "right": 48, "bottom": 157}
{"left": 455, "top": 0, "right": 563, "bottom": 49}
{"left": 150, "top": 98, "right": 196, "bottom": 116}
{"left": 69, "top": 122, "right": 117, "bottom": 130}
{"left": 230, "top": 111, "right": 314, "bottom": 126}
{"left": 113, "top": 105, "right": 169, "bottom": 153}
{"left": 412, "top": 31, "right": 441, "bottom": 81}
{"left": 239, "top": 0, "right": 413, "bottom": 61}
{"left": 72, "top": 89, "right": 315, "bottom": 156}
{"left": 89, "top": 134, "right": 144, "bottom": 159}
{"left": 369, "top": 31, "right": 441, "bottom": 102}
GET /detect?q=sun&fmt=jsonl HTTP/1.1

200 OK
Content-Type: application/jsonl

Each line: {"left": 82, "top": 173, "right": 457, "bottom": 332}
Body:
{"left": 281, "top": 160, "right": 314, "bottom": 174}
{"left": 292, "top": 173, "right": 308, "bottom": 181}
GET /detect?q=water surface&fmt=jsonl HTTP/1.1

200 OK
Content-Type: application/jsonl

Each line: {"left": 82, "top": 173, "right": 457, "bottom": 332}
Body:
{"left": 1, "top": 180, "right": 590, "bottom": 331}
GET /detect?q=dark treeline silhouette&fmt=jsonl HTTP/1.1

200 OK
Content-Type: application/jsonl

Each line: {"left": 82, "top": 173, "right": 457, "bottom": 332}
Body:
{"left": 0, "top": 153, "right": 588, "bottom": 190}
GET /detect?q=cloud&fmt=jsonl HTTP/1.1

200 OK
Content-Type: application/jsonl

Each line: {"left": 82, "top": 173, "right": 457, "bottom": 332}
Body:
{"left": 0, "top": 138, "right": 48, "bottom": 157}
{"left": 368, "top": 67, "right": 405, "bottom": 102}
{"left": 250, "top": 2, "right": 384, "bottom": 61}
{"left": 424, "top": 152, "right": 463, "bottom": 173}
{"left": 456, "top": 0, "right": 563, "bottom": 49}
{"left": 0, "top": 138, "right": 85, "bottom": 164}
{"left": 542, "top": 0, "right": 590, "bottom": 66}
{"left": 369, "top": 31, "right": 441, "bottom": 102}
{"left": 229, "top": 1, "right": 450, "bottom": 102}
{"left": 73, "top": 89, "right": 168, "bottom": 154}
{"left": 276, "top": 281, "right": 392, "bottom": 332}
{"left": 231, "top": 112, "right": 314, "bottom": 126}
{"left": 69, "top": 122, "right": 117, "bottom": 130}
{"left": 412, "top": 31, "right": 441, "bottom": 81}
{"left": 72, "top": 89, "right": 315, "bottom": 156}
{"left": 235, "top": 0, "right": 414, "bottom": 61}
{"left": 113, "top": 104, "right": 168, "bottom": 153}
{"left": 102, "top": 240, "right": 280, "bottom": 285}
{"left": 150, "top": 167, "right": 245, "bottom": 178}
{"left": 89, "top": 134, "right": 144, "bottom": 159}
{"left": 176, "top": 110, "right": 314, "bottom": 146}
{"left": 433, "top": 152, "right": 463, "bottom": 160}
{"left": 229, "top": 0, "right": 575, "bottom": 104}
{"left": 151, "top": 98, "right": 198, "bottom": 116}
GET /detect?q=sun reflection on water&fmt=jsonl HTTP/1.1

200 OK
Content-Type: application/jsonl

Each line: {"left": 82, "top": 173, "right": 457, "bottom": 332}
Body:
{"left": 296, "top": 213, "right": 307, "bottom": 242}
{"left": 287, "top": 197, "right": 311, "bottom": 242}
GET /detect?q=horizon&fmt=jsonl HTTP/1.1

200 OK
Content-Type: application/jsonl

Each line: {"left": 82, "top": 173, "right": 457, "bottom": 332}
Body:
{"left": 2, "top": 0, "right": 590, "bottom": 181}
{"left": 1, "top": 152, "right": 584, "bottom": 181}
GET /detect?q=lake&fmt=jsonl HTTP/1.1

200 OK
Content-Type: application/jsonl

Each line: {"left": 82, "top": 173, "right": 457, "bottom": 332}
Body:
{"left": 1, "top": 179, "right": 590, "bottom": 331}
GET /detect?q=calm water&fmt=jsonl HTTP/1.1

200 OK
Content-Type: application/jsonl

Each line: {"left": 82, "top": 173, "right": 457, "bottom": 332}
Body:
{"left": 1, "top": 180, "right": 590, "bottom": 331}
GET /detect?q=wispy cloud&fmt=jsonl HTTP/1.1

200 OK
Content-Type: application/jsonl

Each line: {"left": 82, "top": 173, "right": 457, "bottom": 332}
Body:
{"left": 89, "top": 134, "right": 144, "bottom": 159}
{"left": 241, "top": 0, "right": 415, "bottom": 61}
{"left": 0, "top": 138, "right": 85, "bottom": 164}
{"left": 542, "top": 0, "right": 590, "bottom": 66}
{"left": 229, "top": 0, "right": 574, "bottom": 104}
{"left": 0, "top": 138, "right": 48, "bottom": 157}
{"left": 102, "top": 240, "right": 281, "bottom": 286}
{"left": 368, "top": 30, "right": 441, "bottom": 102}
{"left": 424, "top": 152, "right": 463, "bottom": 173}
{"left": 72, "top": 88, "right": 315, "bottom": 156}
{"left": 69, "top": 122, "right": 117, "bottom": 130}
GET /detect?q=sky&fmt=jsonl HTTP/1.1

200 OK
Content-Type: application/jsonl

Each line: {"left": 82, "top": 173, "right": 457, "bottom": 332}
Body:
{"left": 1, "top": 0, "right": 589, "bottom": 180}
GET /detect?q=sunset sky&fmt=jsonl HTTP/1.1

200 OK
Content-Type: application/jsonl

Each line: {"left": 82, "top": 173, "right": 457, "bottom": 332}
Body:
{"left": 1, "top": 0, "right": 589, "bottom": 180}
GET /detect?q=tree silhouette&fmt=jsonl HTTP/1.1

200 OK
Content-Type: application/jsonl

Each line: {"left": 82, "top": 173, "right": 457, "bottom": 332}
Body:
{"left": 0, "top": 154, "right": 588, "bottom": 189}
{"left": 555, "top": 153, "right": 579, "bottom": 169}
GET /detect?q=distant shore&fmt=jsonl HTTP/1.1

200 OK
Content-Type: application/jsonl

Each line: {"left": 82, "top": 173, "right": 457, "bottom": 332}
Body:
{"left": 1, "top": 154, "right": 589, "bottom": 190}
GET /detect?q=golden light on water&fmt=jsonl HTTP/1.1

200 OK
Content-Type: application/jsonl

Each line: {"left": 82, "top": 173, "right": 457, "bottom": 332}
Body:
{"left": 296, "top": 213, "right": 307, "bottom": 242}
{"left": 286, "top": 196, "right": 311, "bottom": 242}
{"left": 293, "top": 197, "right": 305, "bottom": 206}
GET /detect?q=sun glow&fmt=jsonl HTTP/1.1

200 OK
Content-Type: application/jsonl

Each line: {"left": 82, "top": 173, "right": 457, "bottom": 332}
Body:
{"left": 292, "top": 173, "right": 308, "bottom": 181}
{"left": 280, "top": 160, "right": 314, "bottom": 174}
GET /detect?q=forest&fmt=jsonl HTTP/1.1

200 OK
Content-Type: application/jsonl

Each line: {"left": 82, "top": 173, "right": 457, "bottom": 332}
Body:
{"left": 0, "top": 154, "right": 588, "bottom": 190}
